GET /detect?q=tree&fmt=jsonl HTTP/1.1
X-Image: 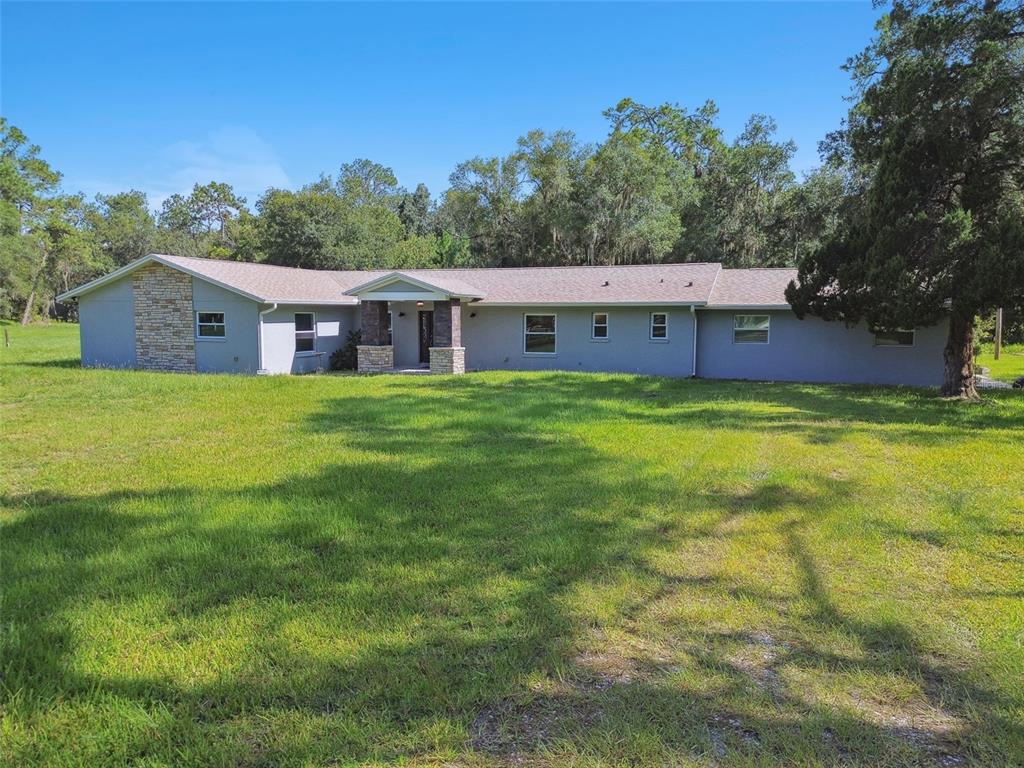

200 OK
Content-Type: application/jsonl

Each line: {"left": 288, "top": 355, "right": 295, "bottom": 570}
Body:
{"left": 397, "top": 183, "right": 434, "bottom": 238}
{"left": 579, "top": 130, "right": 680, "bottom": 265}
{"left": 0, "top": 119, "right": 103, "bottom": 323}
{"left": 157, "top": 182, "right": 247, "bottom": 257}
{"left": 336, "top": 159, "right": 399, "bottom": 207}
{"left": 257, "top": 183, "right": 406, "bottom": 270}
{"left": 604, "top": 98, "right": 721, "bottom": 176}
{"left": 443, "top": 154, "right": 526, "bottom": 266}
{"left": 257, "top": 187, "right": 349, "bottom": 269}
{"left": 786, "top": 0, "right": 1024, "bottom": 398}
{"left": 84, "top": 191, "right": 156, "bottom": 266}
{"left": 694, "top": 115, "right": 799, "bottom": 267}
{"left": 515, "top": 130, "right": 587, "bottom": 264}
{"left": 434, "top": 230, "right": 476, "bottom": 267}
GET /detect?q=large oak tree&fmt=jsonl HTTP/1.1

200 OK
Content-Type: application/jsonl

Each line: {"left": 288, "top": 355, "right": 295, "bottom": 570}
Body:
{"left": 786, "top": 0, "right": 1024, "bottom": 398}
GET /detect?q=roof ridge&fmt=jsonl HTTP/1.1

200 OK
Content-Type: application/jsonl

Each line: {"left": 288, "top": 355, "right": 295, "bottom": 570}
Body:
{"left": 720, "top": 267, "right": 799, "bottom": 271}
{"left": 402, "top": 262, "right": 723, "bottom": 273}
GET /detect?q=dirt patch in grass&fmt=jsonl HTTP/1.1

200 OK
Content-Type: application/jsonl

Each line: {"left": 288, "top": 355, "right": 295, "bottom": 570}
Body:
{"left": 708, "top": 713, "right": 762, "bottom": 759}
{"left": 847, "top": 687, "right": 968, "bottom": 765}
{"left": 726, "top": 631, "right": 789, "bottom": 700}
{"left": 469, "top": 693, "right": 603, "bottom": 762}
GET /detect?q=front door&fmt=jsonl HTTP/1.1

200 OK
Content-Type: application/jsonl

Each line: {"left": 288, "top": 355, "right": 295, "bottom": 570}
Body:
{"left": 418, "top": 311, "right": 434, "bottom": 364}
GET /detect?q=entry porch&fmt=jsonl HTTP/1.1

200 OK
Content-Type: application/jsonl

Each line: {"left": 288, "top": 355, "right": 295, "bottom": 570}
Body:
{"left": 344, "top": 271, "right": 485, "bottom": 375}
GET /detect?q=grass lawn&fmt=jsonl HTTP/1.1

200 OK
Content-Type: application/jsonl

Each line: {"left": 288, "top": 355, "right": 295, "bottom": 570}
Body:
{"left": 977, "top": 342, "right": 1024, "bottom": 384}
{"left": 2, "top": 323, "right": 1022, "bottom": 767}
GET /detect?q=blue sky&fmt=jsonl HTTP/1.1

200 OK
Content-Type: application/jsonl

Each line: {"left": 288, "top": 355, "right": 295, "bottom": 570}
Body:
{"left": 2, "top": 2, "right": 880, "bottom": 210}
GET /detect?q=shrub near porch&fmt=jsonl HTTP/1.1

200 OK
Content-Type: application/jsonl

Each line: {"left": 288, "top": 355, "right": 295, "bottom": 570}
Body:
{"left": 1, "top": 322, "right": 1022, "bottom": 767}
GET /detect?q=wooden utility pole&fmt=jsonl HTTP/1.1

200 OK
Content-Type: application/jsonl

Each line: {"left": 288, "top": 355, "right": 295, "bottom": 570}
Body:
{"left": 994, "top": 308, "right": 1003, "bottom": 360}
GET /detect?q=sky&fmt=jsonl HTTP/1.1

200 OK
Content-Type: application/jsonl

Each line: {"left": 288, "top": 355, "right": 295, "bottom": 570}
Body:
{"left": 2, "top": 2, "right": 881, "bottom": 211}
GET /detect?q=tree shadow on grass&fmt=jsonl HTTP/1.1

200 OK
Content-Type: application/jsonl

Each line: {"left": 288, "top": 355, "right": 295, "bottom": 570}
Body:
{"left": 9, "top": 358, "right": 82, "bottom": 368}
{"left": 3, "top": 373, "right": 1021, "bottom": 765}
{"left": 423, "top": 372, "right": 1024, "bottom": 448}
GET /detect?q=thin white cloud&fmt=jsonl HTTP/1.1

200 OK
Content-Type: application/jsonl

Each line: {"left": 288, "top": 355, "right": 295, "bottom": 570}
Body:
{"left": 71, "top": 126, "right": 291, "bottom": 212}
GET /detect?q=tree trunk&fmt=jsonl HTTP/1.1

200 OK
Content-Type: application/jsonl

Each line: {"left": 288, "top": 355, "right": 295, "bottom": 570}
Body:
{"left": 21, "top": 242, "right": 49, "bottom": 325}
{"left": 20, "top": 289, "right": 36, "bottom": 325}
{"left": 941, "top": 310, "right": 978, "bottom": 399}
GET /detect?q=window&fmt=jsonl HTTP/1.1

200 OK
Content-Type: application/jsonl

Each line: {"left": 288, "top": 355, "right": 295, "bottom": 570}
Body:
{"left": 196, "top": 311, "right": 225, "bottom": 339}
{"left": 592, "top": 312, "right": 609, "bottom": 340}
{"left": 386, "top": 311, "right": 393, "bottom": 346}
{"left": 295, "top": 312, "right": 316, "bottom": 354}
{"left": 650, "top": 312, "right": 668, "bottom": 340}
{"left": 873, "top": 328, "right": 915, "bottom": 347}
{"left": 524, "top": 314, "right": 556, "bottom": 354}
{"left": 733, "top": 314, "right": 770, "bottom": 344}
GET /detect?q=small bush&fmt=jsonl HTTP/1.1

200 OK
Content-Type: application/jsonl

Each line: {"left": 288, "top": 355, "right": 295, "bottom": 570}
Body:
{"left": 330, "top": 329, "right": 361, "bottom": 370}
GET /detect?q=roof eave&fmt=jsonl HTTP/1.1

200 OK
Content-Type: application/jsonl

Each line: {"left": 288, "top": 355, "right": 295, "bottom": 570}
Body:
{"left": 56, "top": 254, "right": 269, "bottom": 304}
{"left": 702, "top": 304, "right": 792, "bottom": 311}
{"left": 264, "top": 299, "right": 359, "bottom": 306}
{"left": 476, "top": 300, "right": 709, "bottom": 307}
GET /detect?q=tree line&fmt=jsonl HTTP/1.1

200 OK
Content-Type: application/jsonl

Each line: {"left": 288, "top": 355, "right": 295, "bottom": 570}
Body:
{"left": 1, "top": 99, "right": 845, "bottom": 322}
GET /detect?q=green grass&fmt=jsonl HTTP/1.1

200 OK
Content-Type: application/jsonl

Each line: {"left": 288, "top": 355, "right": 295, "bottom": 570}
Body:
{"left": 2, "top": 323, "right": 1022, "bottom": 767}
{"left": 977, "top": 342, "right": 1024, "bottom": 384}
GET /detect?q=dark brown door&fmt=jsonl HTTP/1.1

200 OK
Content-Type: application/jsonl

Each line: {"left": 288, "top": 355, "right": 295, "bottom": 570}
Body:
{"left": 418, "top": 311, "right": 433, "bottom": 364}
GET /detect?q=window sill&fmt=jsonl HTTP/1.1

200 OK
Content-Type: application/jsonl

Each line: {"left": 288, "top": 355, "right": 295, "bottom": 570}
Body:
{"left": 589, "top": 337, "right": 610, "bottom": 343}
{"left": 295, "top": 351, "right": 319, "bottom": 357}
{"left": 196, "top": 337, "right": 227, "bottom": 343}
{"left": 648, "top": 338, "right": 669, "bottom": 344}
{"left": 522, "top": 352, "right": 557, "bottom": 357}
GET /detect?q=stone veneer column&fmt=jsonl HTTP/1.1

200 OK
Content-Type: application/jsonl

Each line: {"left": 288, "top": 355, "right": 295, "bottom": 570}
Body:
{"left": 357, "top": 345, "right": 394, "bottom": 373}
{"left": 429, "top": 299, "right": 465, "bottom": 374}
{"left": 357, "top": 300, "right": 393, "bottom": 373}
{"left": 429, "top": 346, "right": 465, "bottom": 375}
{"left": 432, "top": 299, "right": 461, "bottom": 347}
{"left": 132, "top": 262, "right": 196, "bottom": 372}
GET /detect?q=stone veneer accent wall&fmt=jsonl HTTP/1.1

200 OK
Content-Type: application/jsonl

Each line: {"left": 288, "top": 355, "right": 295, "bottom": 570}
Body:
{"left": 132, "top": 263, "right": 196, "bottom": 372}
{"left": 357, "top": 345, "right": 394, "bottom": 373}
{"left": 429, "top": 346, "right": 465, "bottom": 375}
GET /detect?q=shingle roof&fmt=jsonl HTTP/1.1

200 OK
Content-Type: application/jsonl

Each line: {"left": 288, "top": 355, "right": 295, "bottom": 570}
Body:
{"left": 59, "top": 254, "right": 799, "bottom": 309}
{"left": 158, "top": 254, "right": 358, "bottom": 304}
{"left": 706, "top": 268, "right": 797, "bottom": 308}
{"left": 337, "top": 263, "right": 722, "bottom": 305}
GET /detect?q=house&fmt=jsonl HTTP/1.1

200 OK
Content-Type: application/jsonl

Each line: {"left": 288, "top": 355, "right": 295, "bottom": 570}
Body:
{"left": 56, "top": 253, "right": 948, "bottom": 386}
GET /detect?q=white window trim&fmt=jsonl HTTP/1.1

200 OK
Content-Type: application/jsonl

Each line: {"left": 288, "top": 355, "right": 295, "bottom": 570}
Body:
{"left": 295, "top": 311, "right": 317, "bottom": 356}
{"left": 649, "top": 312, "right": 669, "bottom": 341}
{"left": 873, "top": 328, "right": 916, "bottom": 348}
{"left": 733, "top": 314, "right": 771, "bottom": 345}
{"left": 195, "top": 310, "right": 226, "bottom": 342}
{"left": 523, "top": 313, "right": 557, "bottom": 356}
{"left": 591, "top": 312, "right": 609, "bottom": 341}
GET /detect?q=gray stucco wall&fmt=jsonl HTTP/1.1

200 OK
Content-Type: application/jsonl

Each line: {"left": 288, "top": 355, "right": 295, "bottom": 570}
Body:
{"left": 78, "top": 277, "right": 136, "bottom": 368}
{"left": 457, "top": 305, "right": 696, "bottom": 377}
{"left": 695, "top": 310, "right": 948, "bottom": 386}
{"left": 192, "top": 279, "right": 260, "bottom": 373}
{"left": 262, "top": 304, "right": 359, "bottom": 374}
